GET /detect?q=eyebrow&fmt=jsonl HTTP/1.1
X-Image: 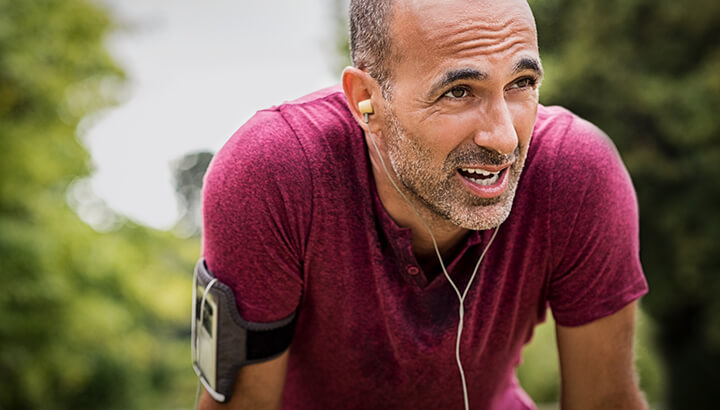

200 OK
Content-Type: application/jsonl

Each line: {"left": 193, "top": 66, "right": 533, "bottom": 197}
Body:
{"left": 427, "top": 56, "right": 544, "bottom": 98}
{"left": 512, "top": 57, "right": 543, "bottom": 77}
{"left": 428, "top": 68, "right": 488, "bottom": 97}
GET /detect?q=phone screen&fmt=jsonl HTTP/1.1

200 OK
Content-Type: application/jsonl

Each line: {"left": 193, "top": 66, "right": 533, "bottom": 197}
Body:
{"left": 194, "top": 284, "right": 218, "bottom": 388}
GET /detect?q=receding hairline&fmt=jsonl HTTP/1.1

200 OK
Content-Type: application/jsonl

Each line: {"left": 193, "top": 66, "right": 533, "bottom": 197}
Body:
{"left": 350, "top": 0, "right": 538, "bottom": 95}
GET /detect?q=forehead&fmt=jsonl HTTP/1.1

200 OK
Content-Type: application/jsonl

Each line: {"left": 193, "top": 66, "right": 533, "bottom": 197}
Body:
{"left": 389, "top": 0, "right": 538, "bottom": 81}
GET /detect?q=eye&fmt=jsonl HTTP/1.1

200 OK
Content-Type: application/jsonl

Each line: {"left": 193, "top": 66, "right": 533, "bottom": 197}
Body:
{"left": 508, "top": 77, "right": 537, "bottom": 90}
{"left": 443, "top": 87, "right": 469, "bottom": 99}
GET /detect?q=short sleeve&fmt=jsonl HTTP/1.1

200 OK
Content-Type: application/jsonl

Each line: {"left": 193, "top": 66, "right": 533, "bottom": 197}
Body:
{"left": 202, "top": 110, "right": 312, "bottom": 323}
{"left": 548, "top": 116, "right": 648, "bottom": 326}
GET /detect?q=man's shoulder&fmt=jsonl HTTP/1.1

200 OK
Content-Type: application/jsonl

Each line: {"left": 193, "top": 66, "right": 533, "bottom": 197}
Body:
{"left": 532, "top": 105, "right": 622, "bottom": 173}
{"left": 534, "top": 105, "right": 608, "bottom": 146}
{"left": 521, "top": 104, "right": 634, "bottom": 225}
{"left": 212, "top": 85, "right": 352, "bottom": 169}
{"left": 525, "top": 105, "right": 636, "bottom": 236}
{"left": 272, "top": 85, "right": 361, "bottom": 148}
{"left": 205, "top": 85, "right": 364, "bottom": 209}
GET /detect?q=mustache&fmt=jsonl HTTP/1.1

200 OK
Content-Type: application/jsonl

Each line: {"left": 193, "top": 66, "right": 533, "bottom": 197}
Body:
{"left": 447, "top": 145, "right": 519, "bottom": 167}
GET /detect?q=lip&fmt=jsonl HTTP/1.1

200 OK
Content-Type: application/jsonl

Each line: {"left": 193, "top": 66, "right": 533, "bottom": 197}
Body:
{"left": 457, "top": 165, "right": 511, "bottom": 199}
{"left": 458, "top": 163, "right": 512, "bottom": 173}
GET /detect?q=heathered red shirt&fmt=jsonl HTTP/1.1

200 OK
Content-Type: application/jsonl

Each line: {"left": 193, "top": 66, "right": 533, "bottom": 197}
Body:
{"left": 202, "top": 86, "right": 648, "bottom": 409}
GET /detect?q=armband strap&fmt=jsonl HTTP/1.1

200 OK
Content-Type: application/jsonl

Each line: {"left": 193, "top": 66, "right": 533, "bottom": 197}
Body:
{"left": 191, "top": 258, "right": 297, "bottom": 402}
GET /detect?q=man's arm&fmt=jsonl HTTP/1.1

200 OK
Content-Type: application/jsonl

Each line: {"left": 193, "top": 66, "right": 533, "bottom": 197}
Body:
{"left": 198, "top": 351, "right": 289, "bottom": 410}
{"left": 555, "top": 301, "right": 648, "bottom": 410}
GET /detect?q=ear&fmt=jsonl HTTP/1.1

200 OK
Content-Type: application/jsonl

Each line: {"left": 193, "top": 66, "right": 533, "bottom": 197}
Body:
{"left": 342, "top": 67, "right": 383, "bottom": 130}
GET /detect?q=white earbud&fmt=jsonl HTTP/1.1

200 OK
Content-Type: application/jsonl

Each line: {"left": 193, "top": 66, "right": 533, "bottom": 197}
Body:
{"left": 359, "top": 99, "right": 374, "bottom": 124}
{"left": 358, "top": 99, "right": 374, "bottom": 116}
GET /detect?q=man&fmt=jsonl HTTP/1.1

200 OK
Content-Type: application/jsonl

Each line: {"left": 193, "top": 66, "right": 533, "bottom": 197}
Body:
{"left": 198, "top": 0, "right": 649, "bottom": 408}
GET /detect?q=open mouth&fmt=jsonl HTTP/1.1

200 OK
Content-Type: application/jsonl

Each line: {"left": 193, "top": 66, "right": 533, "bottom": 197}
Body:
{"left": 458, "top": 167, "right": 505, "bottom": 186}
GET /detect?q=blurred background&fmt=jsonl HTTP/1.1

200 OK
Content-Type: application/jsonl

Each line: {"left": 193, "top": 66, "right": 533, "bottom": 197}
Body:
{"left": 0, "top": 0, "right": 717, "bottom": 408}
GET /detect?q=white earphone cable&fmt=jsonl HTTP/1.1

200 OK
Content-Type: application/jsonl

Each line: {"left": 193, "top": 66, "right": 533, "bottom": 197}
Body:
{"left": 364, "top": 113, "right": 500, "bottom": 410}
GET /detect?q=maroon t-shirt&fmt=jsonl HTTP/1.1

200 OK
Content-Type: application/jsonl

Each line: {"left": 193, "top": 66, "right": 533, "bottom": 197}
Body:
{"left": 202, "top": 86, "right": 648, "bottom": 409}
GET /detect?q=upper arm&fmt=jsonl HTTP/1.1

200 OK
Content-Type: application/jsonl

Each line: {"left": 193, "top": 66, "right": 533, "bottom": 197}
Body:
{"left": 199, "top": 112, "right": 308, "bottom": 407}
{"left": 202, "top": 110, "right": 311, "bottom": 322}
{"left": 555, "top": 301, "right": 647, "bottom": 410}
{"left": 198, "top": 351, "right": 289, "bottom": 410}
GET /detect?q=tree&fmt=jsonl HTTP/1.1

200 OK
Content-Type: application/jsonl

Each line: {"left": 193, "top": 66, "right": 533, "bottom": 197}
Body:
{"left": 529, "top": 0, "right": 720, "bottom": 407}
{"left": 0, "top": 1, "right": 197, "bottom": 408}
{"left": 171, "top": 151, "right": 214, "bottom": 238}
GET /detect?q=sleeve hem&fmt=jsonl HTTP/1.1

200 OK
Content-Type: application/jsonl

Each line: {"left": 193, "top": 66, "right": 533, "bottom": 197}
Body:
{"left": 552, "top": 281, "right": 648, "bottom": 327}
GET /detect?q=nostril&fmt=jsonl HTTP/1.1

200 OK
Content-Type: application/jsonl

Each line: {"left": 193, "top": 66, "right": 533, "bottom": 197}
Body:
{"left": 471, "top": 133, "right": 519, "bottom": 156}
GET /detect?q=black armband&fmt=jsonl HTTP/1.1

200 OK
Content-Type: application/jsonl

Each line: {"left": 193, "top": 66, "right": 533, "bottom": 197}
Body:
{"left": 191, "top": 258, "right": 296, "bottom": 402}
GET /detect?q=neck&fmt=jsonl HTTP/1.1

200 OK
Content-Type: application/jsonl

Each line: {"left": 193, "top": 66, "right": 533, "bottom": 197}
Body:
{"left": 370, "top": 151, "right": 469, "bottom": 261}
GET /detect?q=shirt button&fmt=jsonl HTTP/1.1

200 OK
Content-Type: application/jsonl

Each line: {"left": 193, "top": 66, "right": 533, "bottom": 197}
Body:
{"left": 407, "top": 265, "right": 420, "bottom": 275}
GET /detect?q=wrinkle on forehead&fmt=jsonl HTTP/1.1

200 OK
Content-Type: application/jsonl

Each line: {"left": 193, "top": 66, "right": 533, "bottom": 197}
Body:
{"left": 445, "top": 36, "right": 532, "bottom": 60}
{"left": 393, "top": 0, "right": 538, "bottom": 60}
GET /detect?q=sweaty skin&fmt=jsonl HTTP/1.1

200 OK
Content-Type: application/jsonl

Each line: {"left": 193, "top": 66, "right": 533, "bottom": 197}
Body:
{"left": 364, "top": 0, "right": 542, "bottom": 259}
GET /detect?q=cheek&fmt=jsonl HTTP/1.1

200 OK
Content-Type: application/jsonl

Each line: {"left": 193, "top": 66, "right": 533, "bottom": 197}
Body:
{"left": 403, "top": 114, "right": 475, "bottom": 158}
{"left": 509, "top": 99, "right": 538, "bottom": 146}
{"left": 420, "top": 110, "right": 483, "bottom": 145}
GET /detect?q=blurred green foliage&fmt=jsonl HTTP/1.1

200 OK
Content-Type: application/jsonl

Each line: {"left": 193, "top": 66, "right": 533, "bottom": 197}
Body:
{"left": 3, "top": 0, "right": 715, "bottom": 407}
{"left": 0, "top": 0, "right": 198, "bottom": 408}
{"left": 529, "top": 0, "right": 720, "bottom": 408}
{"left": 517, "top": 308, "right": 664, "bottom": 404}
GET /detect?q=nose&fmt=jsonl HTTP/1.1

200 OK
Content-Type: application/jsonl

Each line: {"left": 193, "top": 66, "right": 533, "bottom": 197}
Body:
{"left": 472, "top": 96, "right": 518, "bottom": 156}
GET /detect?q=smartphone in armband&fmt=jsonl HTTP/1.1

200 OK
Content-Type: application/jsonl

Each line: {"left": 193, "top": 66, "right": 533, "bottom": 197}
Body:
{"left": 191, "top": 259, "right": 297, "bottom": 403}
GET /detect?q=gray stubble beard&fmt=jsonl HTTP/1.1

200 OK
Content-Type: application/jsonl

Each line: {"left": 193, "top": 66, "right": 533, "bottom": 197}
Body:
{"left": 383, "top": 108, "right": 530, "bottom": 231}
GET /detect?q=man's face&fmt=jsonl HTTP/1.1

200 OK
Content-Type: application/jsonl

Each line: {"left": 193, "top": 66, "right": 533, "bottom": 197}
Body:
{"left": 380, "top": 0, "right": 542, "bottom": 231}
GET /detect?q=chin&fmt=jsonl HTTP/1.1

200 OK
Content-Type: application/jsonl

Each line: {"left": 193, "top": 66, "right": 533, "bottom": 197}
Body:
{"left": 450, "top": 189, "right": 518, "bottom": 231}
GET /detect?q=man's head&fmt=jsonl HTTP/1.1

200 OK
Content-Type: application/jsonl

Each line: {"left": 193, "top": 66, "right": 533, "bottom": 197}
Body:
{"left": 344, "top": 0, "right": 542, "bottom": 231}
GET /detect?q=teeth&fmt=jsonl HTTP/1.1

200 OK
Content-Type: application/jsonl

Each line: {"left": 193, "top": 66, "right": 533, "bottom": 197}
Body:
{"left": 467, "top": 173, "right": 500, "bottom": 186}
{"left": 461, "top": 167, "right": 499, "bottom": 177}
{"left": 460, "top": 168, "right": 502, "bottom": 186}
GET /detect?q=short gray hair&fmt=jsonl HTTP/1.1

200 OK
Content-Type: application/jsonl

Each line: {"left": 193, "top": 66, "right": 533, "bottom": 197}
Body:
{"left": 349, "top": 0, "right": 396, "bottom": 94}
